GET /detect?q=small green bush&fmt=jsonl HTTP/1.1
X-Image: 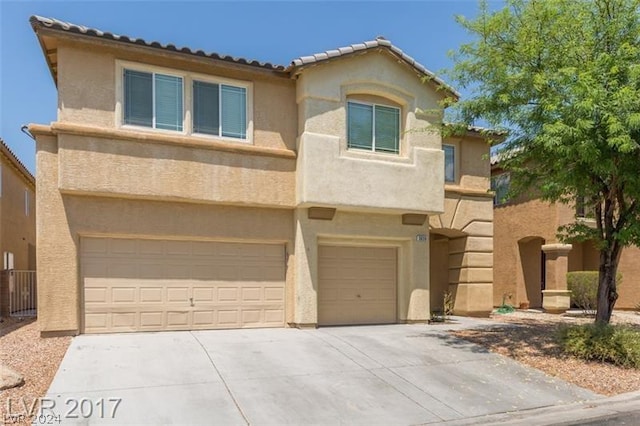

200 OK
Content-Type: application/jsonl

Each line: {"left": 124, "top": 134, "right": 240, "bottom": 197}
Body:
{"left": 567, "top": 271, "right": 622, "bottom": 313}
{"left": 557, "top": 323, "right": 640, "bottom": 368}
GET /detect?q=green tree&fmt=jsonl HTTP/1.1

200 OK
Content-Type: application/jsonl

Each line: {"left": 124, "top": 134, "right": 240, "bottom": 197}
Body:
{"left": 445, "top": 0, "right": 640, "bottom": 323}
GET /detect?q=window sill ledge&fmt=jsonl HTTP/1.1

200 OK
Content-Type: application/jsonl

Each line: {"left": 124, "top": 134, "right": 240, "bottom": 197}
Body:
{"left": 38, "top": 122, "right": 297, "bottom": 160}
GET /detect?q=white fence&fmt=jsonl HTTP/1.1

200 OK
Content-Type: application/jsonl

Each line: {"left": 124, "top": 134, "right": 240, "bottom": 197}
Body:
{"left": 6, "top": 270, "right": 37, "bottom": 318}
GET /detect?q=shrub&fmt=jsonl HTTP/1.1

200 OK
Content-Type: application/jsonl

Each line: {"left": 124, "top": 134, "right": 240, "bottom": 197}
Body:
{"left": 567, "top": 271, "right": 622, "bottom": 314}
{"left": 557, "top": 323, "right": 640, "bottom": 368}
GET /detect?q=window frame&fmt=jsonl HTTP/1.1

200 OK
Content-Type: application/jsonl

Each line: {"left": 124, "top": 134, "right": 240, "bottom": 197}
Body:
{"left": 443, "top": 144, "right": 456, "bottom": 183}
{"left": 346, "top": 100, "right": 401, "bottom": 155}
{"left": 24, "top": 188, "right": 30, "bottom": 216}
{"left": 116, "top": 60, "right": 253, "bottom": 144}
{"left": 491, "top": 172, "right": 511, "bottom": 206}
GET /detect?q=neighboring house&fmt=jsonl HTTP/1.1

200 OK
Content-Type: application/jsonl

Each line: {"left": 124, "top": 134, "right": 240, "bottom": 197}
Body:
{"left": 0, "top": 138, "right": 36, "bottom": 317}
{"left": 29, "top": 16, "right": 496, "bottom": 335}
{"left": 492, "top": 162, "right": 640, "bottom": 311}
{"left": 0, "top": 139, "right": 36, "bottom": 271}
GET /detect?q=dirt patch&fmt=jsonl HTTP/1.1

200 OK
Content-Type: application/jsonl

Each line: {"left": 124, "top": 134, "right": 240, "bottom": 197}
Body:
{"left": 452, "top": 310, "right": 640, "bottom": 396}
{"left": 0, "top": 317, "right": 71, "bottom": 424}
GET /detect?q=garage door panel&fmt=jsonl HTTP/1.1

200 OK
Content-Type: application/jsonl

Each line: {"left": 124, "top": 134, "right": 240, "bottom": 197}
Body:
{"left": 140, "top": 287, "right": 163, "bottom": 303}
{"left": 193, "top": 287, "right": 215, "bottom": 302}
{"left": 82, "top": 238, "right": 285, "bottom": 333}
{"left": 112, "top": 287, "right": 137, "bottom": 303}
{"left": 318, "top": 245, "right": 397, "bottom": 326}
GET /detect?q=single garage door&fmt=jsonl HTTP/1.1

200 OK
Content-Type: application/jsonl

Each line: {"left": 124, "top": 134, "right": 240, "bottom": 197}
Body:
{"left": 318, "top": 245, "right": 397, "bottom": 326}
{"left": 81, "top": 237, "right": 285, "bottom": 333}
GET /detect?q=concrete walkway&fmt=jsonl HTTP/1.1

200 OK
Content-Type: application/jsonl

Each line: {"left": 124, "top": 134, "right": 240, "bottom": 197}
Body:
{"left": 38, "top": 319, "right": 599, "bottom": 424}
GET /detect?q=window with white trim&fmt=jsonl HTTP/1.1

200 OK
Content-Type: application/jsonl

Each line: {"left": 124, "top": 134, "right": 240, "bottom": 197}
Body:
{"left": 120, "top": 63, "right": 250, "bottom": 141}
{"left": 193, "top": 81, "right": 247, "bottom": 139}
{"left": 124, "top": 70, "right": 183, "bottom": 131}
{"left": 347, "top": 101, "right": 400, "bottom": 154}
{"left": 444, "top": 145, "right": 455, "bottom": 183}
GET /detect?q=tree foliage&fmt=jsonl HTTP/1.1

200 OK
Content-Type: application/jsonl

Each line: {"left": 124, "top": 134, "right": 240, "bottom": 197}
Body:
{"left": 445, "top": 0, "right": 640, "bottom": 323}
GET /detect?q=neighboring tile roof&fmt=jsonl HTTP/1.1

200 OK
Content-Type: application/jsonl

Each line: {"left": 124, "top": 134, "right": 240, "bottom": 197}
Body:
{"left": 30, "top": 15, "right": 287, "bottom": 72}
{"left": 30, "top": 16, "right": 456, "bottom": 97}
{"left": 0, "top": 138, "right": 35, "bottom": 186}
{"left": 290, "top": 36, "right": 459, "bottom": 98}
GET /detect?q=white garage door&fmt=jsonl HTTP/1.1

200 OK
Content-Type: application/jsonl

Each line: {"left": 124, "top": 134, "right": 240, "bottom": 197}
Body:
{"left": 81, "top": 237, "right": 285, "bottom": 333}
{"left": 318, "top": 245, "right": 397, "bottom": 326}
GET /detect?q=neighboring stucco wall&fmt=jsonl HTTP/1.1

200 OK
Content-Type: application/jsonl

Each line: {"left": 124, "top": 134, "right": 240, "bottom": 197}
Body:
{"left": 294, "top": 209, "right": 430, "bottom": 326}
{"left": 0, "top": 156, "right": 36, "bottom": 270}
{"left": 618, "top": 246, "right": 640, "bottom": 309}
{"left": 492, "top": 198, "right": 561, "bottom": 306}
{"left": 56, "top": 39, "right": 297, "bottom": 152}
{"left": 296, "top": 52, "right": 445, "bottom": 214}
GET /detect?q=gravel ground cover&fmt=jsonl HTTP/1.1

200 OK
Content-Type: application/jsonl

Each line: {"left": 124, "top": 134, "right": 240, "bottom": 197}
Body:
{"left": 0, "top": 318, "right": 71, "bottom": 425}
{"left": 452, "top": 310, "right": 640, "bottom": 396}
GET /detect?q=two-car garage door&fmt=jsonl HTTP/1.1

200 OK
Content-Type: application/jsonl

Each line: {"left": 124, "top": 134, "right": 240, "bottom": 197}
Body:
{"left": 81, "top": 238, "right": 285, "bottom": 334}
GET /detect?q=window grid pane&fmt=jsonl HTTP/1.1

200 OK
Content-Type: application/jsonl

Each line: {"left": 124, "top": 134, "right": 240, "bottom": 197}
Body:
{"left": 154, "top": 74, "right": 183, "bottom": 131}
{"left": 347, "top": 102, "right": 374, "bottom": 150}
{"left": 444, "top": 145, "right": 455, "bottom": 182}
{"left": 374, "top": 105, "right": 399, "bottom": 153}
{"left": 221, "top": 85, "right": 247, "bottom": 139}
{"left": 124, "top": 70, "right": 153, "bottom": 127}
{"left": 193, "top": 81, "right": 220, "bottom": 136}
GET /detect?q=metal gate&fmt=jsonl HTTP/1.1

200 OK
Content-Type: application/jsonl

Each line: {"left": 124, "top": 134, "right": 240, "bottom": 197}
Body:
{"left": 2, "top": 270, "right": 37, "bottom": 318}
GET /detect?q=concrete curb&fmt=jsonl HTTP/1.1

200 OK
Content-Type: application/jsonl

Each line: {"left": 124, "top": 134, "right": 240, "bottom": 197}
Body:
{"left": 436, "top": 390, "right": 640, "bottom": 425}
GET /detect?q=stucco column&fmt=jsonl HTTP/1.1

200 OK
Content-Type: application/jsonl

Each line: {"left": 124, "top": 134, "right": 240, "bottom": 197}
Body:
{"left": 293, "top": 210, "right": 318, "bottom": 327}
{"left": 405, "top": 238, "right": 430, "bottom": 323}
{"left": 541, "top": 243, "right": 572, "bottom": 313}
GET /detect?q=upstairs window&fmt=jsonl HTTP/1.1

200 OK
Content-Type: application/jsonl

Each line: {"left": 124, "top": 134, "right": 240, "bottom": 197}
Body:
{"left": 124, "top": 70, "right": 183, "bottom": 131}
{"left": 443, "top": 145, "right": 455, "bottom": 183}
{"left": 121, "top": 64, "right": 250, "bottom": 141}
{"left": 491, "top": 173, "right": 510, "bottom": 206}
{"left": 347, "top": 101, "right": 400, "bottom": 154}
{"left": 193, "top": 81, "right": 247, "bottom": 139}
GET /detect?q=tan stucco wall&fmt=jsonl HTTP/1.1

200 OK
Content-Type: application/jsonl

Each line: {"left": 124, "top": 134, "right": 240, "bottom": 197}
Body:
{"left": 617, "top": 246, "right": 640, "bottom": 309}
{"left": 294, "top": 209, "right": 430, "bottom": 326}
{"left": 56, "top": 39, "right": 297, "bottom": 151}
{"left": 36, "top": 129, "right": 295, "bottom": 334}
{"left": 429, "top": 235, "right": 450, "bottom": 311}
{"left": 296, "top": 52, "right": 445, "bottom": 214}
{"left": 429, "top": 191, "right": 494, "bottom": 316}
{"left": 0, "top": 156, "right": 36, "bottom": 270}
{"left": 56, "top": 133, "right": 295, "bottom": 208}
{"left": 493, "top": 198, "right": 562, "bottom": 307}
{"left": 493, "top": 190, "right": 640, "bottom": 309}
{"left": 443, "top": 134, "right": 490, "bottom": 191}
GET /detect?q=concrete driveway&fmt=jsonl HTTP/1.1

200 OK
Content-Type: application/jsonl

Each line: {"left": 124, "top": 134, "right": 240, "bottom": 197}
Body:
{"left": 38, "top": 320, "right": 597, "bottom": 425}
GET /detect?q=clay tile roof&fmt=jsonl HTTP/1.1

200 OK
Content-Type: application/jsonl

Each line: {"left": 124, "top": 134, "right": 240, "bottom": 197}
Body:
{"left": 289, "top": 36, "right": 459, "bottom": 98}
{"left": 30, "top": 16, "right": 457, "bottom": 98}
{"left": 0, "top": 138, "right": 35, "bottom": 186}
{"left": 29, "top": 15, "right": 287, "bottom": 72}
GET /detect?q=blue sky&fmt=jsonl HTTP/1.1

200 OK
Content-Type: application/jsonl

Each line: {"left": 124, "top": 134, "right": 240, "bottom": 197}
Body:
{"left": 0, "top": 0, "right": 500, "bottom": 173}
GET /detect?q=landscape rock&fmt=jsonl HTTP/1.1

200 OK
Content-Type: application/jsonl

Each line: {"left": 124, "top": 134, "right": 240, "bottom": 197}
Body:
{"left": 0, "top": 364, "right": 24, "bottom": 390}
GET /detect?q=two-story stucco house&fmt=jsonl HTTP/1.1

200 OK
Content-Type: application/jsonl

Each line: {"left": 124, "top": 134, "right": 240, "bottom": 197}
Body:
{"left": 29, "top": 16, "right": 495, "bottom": 335}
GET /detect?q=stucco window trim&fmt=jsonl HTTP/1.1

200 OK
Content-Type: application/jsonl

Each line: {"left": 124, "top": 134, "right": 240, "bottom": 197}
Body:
{"left": 115, "top": 60, "right": 254, "bottom": 145}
